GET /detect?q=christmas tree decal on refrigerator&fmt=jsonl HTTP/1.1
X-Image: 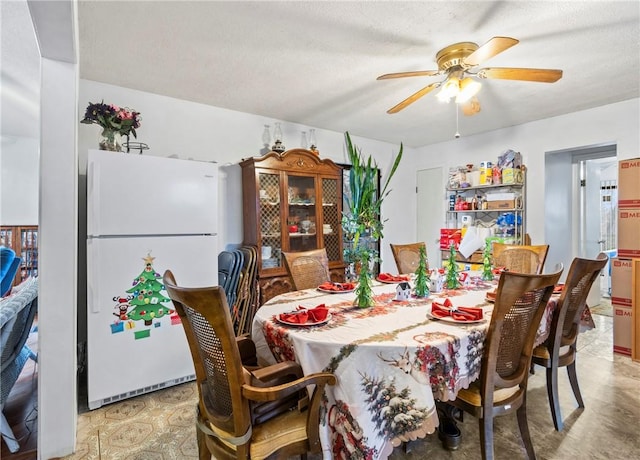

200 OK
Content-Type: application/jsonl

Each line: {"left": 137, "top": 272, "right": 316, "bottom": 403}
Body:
{"left": 110, "top": 252, "right": 178, "bottom": 339}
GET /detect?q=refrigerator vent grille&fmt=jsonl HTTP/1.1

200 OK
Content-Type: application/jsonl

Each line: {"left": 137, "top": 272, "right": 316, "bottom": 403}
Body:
{"left": 100, "top": 373, "right": 196, "bottom": 406}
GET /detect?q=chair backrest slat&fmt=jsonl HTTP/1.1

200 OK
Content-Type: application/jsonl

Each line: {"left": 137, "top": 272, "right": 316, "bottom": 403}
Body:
{"left": 283, "top": 249, "right": 330, "bottom": 290}
{"left": 487, "top": 266, "right": 562, "bottom": 389}
{"left": 492, "top": 242, "right": 549, "bottom": 274}
{"left": 553, "top": 253, "right": 608, "bottom": 348}
{"left": 390, "top": 242, "right": 428, "bottom": 274}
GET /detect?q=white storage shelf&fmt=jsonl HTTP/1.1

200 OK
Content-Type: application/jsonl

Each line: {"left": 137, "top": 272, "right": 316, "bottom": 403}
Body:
{"left": 445, "top": 176, "right": 526, "bottom": 263}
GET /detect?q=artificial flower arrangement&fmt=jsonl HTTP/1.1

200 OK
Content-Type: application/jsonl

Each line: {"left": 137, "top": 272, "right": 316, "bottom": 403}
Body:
{"left": 81, "top": 101, "right": 141, "bottom": 150}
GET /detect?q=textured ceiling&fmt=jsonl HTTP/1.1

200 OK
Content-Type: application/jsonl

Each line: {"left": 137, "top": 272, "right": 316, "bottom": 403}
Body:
{"left": 3, "top": 1, "right": 639, "bottom": 147}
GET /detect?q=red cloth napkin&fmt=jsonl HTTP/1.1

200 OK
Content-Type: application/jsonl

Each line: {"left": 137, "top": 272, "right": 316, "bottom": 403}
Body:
{"left": 279, "top": 304, "right": 329, "bottom": 324}
{"left": 431, "top": 298, "right": 483, "bottom": 321}
{"left": 318, "top": 282, "right": 356, "bottom": 291}
{"left": 377, "top": 273, "right": 410, "bottom": 282}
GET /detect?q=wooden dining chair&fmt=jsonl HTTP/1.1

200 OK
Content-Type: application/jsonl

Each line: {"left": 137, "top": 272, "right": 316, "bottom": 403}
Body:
{"left": 282, "top": 248, "right": 330, "bottom": 290}
{"left": 390, "top": 242, "right": 428, "bottom": 274}
{"left": 492, "top": 242, "right": 549, "bottom": 274}
{"left": 444, "top": 265, "right": 563, "bottom": 460}
{"left": 163, "top": 270, "right": 336, "bottom": 460}
{"left": 531, "top": 252, "right": 608, "bottom": 431}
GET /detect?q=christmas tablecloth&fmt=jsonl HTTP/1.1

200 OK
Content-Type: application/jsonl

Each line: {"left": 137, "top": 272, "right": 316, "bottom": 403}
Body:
{"left": 251, "top": 277, "right": 582, "bottom": 460}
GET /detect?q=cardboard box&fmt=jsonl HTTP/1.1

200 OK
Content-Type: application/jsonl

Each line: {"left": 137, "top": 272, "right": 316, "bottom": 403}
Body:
{"left": 611, "top": 257, "right": 633, "bottom": 307}
{"left": 487, "top": 200, "right": 515, "bottom": 210}
{"left": 486, "top": 192, "right": 516, "bottom": 201}
{"left": 617, "top": 209, "right": 640, "bottom": 258}
{"left": 614, "top": 305, "right": 633, "bottom": 356}
{"left": 612, "top": 257, "right": 636, "bottom": 356}
{"left": 632, "top": 259, "right": 640, "bottom": 362}
{"left": 619, "top": 158, "right": 640, "bottom": 208}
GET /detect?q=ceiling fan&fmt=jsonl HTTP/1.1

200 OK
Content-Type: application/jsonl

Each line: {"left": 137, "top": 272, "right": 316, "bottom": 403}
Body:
{"left": 377, "top": 36, "right": 563, "bottom": 115}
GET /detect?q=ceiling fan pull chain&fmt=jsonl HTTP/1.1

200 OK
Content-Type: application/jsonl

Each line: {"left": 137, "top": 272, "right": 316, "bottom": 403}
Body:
{"left": 455, "top": 105, "right": 461, "bottom": 139}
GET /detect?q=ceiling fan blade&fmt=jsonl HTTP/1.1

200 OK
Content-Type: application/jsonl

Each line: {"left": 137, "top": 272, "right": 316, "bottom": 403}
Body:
{"left": 387, "top": 82, "right": 440, "bottom": 114}
{"left": 463, "top": 36, "right": 519, "bottom": 67}
{"left": 377, "top": 70, "right": 441, "bottom": 80}
{"left": 477, "top": 67, "right": 563, "bottom": 83}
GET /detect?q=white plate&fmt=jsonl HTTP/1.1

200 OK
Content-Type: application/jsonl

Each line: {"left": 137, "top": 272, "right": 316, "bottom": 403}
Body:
{"left": 276, "top": 313, "right": 332, "bottom": 327}
{"left": 427, "top": 312, "right": 486, "bottom": 324}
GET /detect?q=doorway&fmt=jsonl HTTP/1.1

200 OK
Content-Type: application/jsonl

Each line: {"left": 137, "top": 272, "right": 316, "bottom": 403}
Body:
{"left": 544, "top": 144, "right": 616, "bottom": 308}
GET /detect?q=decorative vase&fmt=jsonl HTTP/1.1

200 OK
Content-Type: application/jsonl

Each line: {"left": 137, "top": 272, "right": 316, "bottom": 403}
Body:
{"left": 99, "top": 129, "right": 122, "bottom": 152}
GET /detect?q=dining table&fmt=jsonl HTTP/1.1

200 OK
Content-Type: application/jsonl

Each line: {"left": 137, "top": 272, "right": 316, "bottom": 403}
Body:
{"left": 251, "top": 273, "right": 594, "bottom": 460}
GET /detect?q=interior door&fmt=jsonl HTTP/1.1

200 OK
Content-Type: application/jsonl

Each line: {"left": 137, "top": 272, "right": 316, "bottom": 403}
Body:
{"left": 416, "top": 167, "right": 444, "bottom": 267}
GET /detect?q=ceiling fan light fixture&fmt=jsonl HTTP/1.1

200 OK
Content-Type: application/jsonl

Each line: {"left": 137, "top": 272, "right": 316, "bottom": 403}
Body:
{"left": 456, "top": 77, "right": 482, "bottom": 104}
{"left": 436, "top": 72, "right": 462, "bottom": 103}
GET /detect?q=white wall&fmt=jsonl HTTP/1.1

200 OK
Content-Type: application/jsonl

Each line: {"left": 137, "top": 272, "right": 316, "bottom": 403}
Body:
{"left": 0, "top": 136, "right": 39, "bottom": 225}
{"left": 39, "top": 57, "right": 79, "bottom": 459}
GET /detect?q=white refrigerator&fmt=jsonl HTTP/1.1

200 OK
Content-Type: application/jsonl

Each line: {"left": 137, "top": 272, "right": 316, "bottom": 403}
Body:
{"left": 86, "top": 149, "right": 218, "bottom": 409}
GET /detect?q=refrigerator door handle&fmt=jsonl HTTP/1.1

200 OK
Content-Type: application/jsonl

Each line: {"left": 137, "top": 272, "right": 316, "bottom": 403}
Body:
{"left": 88, "top": 160, "right": 101, "bottom": 236}
{"left": 87, "top": 242, "right": 101, "bottom": 313}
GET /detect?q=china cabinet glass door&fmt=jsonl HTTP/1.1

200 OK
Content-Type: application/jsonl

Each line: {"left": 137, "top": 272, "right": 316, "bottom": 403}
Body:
{"left": 287, "top": 174, "right": 318, "bottom": 253}
{"left": 259, "top": 172, "right": 282, "bottom": 270}
{"left": 321, "top": 177, "right": 342, "bottom": 264}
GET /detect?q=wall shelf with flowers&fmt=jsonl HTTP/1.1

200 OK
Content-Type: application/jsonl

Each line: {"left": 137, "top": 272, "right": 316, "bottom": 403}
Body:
{"left": 81, "top": 101, "right": 141, "bottom": 152}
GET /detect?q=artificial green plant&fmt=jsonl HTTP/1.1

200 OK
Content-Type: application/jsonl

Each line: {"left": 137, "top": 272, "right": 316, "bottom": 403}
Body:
{"left": 342, "top": 131, "right": 403, "bottom": 307}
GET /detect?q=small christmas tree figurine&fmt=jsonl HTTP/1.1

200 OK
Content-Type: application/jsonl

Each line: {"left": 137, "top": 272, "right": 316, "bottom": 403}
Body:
{"left": 414, "top": 245, "right": 430, "bottom": 297}
{"left": 445, "top": 243, "right": 461, "bottom": 289}
{"left": 481, "top": 239, "right": 494, "bottom": 281}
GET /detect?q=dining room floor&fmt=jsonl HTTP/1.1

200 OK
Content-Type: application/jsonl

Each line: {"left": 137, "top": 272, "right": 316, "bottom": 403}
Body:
{"left": 4, "top": 309, "right": 640, "bottom": 459}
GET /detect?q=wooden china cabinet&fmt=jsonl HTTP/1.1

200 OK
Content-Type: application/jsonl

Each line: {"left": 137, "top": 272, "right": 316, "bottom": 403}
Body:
{"left": 240, "top": 149, "right": 346, "bottom": 304}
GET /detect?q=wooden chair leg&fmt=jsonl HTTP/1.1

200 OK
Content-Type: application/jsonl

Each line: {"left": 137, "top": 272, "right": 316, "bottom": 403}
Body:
{"left": 196, "top": 425, "right": 210, "bottom": 460}
{"left": 567, "top": 361, "right": 584, "bottom": 408}
{"left": 479, "top": 415, "right": 494, "bottom": 460}
{"left": 516, "top": 403, "right": 537, "bottom": 460}
{"left": 545, "top": 365, "right": 563, "bottom": 431}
